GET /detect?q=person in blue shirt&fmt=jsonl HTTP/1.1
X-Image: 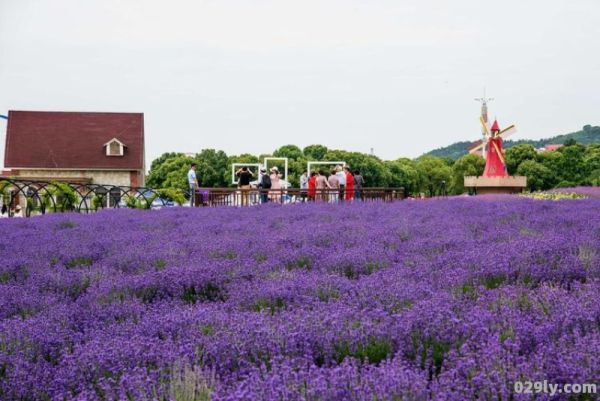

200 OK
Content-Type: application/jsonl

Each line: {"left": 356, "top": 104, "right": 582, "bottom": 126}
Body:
{"left": 187, "top": 163, "right": 199, "bottom": 207}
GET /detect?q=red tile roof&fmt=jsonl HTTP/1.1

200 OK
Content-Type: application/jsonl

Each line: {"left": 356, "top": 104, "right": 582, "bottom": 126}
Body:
{"left": 4, "top": 111, "right": 144, "bottom": 170}
{"left": 544, "top": 144, "right": 562, "bottom": 152}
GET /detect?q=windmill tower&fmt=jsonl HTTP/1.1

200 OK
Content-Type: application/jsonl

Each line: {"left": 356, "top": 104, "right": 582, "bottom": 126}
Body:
{"left": 473, "top": 91, "right": 493, "bottom": 157}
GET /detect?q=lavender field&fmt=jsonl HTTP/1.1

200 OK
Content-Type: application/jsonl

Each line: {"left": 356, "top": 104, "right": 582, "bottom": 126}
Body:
{"left": 1, "top": 196, "right": 599, "bottom": 400}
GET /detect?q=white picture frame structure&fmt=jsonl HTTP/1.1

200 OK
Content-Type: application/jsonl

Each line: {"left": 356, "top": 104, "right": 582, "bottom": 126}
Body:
{"left": 262, "top": 157, "right": 288, "bottom": 183}
{"left": 231, "top": 163, "right": 262, "bottom": 185}
{"left": 307, "top": 161, "right": 346, "bottom": 176}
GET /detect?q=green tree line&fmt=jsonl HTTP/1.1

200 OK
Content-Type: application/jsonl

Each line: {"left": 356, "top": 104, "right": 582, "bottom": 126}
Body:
{"left": 147, "top": 141, "right": 599, "bottom": 196}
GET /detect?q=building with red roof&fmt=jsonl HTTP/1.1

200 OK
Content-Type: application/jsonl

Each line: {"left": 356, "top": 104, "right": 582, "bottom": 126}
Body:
{"left": 2, "top": 110, "right": 145, "bottom": 186}
{"left": 543, "top": 144, "right": 563, "bottom": 152}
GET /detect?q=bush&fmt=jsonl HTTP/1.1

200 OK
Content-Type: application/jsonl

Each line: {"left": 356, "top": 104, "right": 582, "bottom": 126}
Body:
{"left": 44, "top": 182, "right": 78, "bottom": 212}
{"left": 157, "top": 188, "right": 187, "bottom": 205}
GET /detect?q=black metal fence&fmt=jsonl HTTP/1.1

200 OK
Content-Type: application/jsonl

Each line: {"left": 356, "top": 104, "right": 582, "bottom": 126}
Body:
{"left": 0, "top": 178, "right": 405, "bottom": 218}
{"left": 0, "top": 179, "right": 173, "bottom": 218}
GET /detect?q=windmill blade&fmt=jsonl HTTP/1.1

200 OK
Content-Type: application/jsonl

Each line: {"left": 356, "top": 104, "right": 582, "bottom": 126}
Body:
{"left": 480, "top": 116, "right": 490, "bottom": 136}
{"left": 498, "top": 124, "right": 516, "bottom": 139}
{"left": 470, "top": 142, "right": 489, "bottom": 154}
{"left": 468, "top": 140, "right": 485, "bottom": 154}
{"left": 469, "top": 118, "right": 490, "bottom": 154}
{"left": 491, "top": 141, "right": 506, "bottom": 165}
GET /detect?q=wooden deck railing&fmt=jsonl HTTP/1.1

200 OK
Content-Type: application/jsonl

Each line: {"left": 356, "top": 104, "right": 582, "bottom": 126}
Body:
{"left": 194, "top": 187, "right": 405, "bottom": 207}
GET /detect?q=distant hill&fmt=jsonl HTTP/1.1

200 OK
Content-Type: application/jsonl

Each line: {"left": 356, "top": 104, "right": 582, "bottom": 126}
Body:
{"left": 425, "top": 125, "right": 600, "bottom": 160}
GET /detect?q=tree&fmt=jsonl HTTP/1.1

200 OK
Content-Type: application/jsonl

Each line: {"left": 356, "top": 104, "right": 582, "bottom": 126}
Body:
{"left": 451, "top": 154, "right": 485, "bottom": 194}
{"left": 230, "top": 154, "right": 260, "bottom": 164}
{"left": 385, "top": 158, "right": 419, "bottom": 195}
{"left": 194, "top": 149, "right": 229, "bottom": 187}
{"left": 273, "top": 145, "right": 303, "bottom": 160}
{"left": 415, "top": 156, "right": 453, "bottom": 196}
{"left": 324, "top": 149, "right": 390, "bottom": 187}
{"left": 147, "top": 151, "right": 234, "bottom": 191}
{"left": 516, "top": 160, "right": 553, "bottom": 191}
{"left": 146, "top": 153, "right": 192, "bottom": 189}
{"left": 162, "top": 161, "right": 191, "bottom": 191}
{"left": 148, "top": 152, "right": 185, "bottom": 176}
{"left": 556, "top": 144, "right": 587, "bottom": 185}
{"left": 536, "top": 151, "right": 563, "bottom": 188}
{"left": 582, "top": 144, "right": 600, "bottom": 185}
{"left": 587, "top": 169, "right": 600, "bottom": 186}
{"left": 303, "top": 144, "right": 328, "bottom": 161}
{"left": 272, "top": 145, "right": 306, "bottom": 187}
{"left": 440, "top": 156, "right": 455, "bottom": 167}
{"left": 283, "top": 158, "right": 307, "bottom": 187}
{"left": 505, "top": 144, "right": 537, "bottom": 175}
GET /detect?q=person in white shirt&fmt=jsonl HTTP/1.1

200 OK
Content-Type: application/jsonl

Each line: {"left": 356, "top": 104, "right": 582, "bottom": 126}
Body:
{"left": 299, "top": 170, "right": 308, "bottom": 202}
{"left": 335, "top": 165, "right": 346, "bottom": 202}
{"left": 187, "top": 163, "right": 199, "bottom": 207}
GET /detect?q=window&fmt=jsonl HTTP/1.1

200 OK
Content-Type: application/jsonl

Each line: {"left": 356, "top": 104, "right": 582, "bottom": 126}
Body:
{"left": 109, "top": 141, "right": 121, "bottom": 155}
{"left": 104, "top": 138, "right": 125, "bottom": 156}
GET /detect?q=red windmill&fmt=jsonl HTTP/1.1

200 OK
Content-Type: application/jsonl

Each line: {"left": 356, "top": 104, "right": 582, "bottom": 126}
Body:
{"left": 469, "top": 116, "right": 516, "bottom": 178}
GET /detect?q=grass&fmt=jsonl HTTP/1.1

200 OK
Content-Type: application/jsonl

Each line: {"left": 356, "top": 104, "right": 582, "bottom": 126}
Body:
{"left": 168, "top": 363, "right": 214, "bottom": 401}
{"left": 333, "top": 338, "right": 392, "bottom": 365}
{"left": 65, "top": 256, "right": 94, "bottom": 269}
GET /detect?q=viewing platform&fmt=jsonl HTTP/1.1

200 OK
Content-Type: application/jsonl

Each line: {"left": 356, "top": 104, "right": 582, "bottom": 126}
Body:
{"left": 464, "top": 176, "right": 527, "bottom": 195}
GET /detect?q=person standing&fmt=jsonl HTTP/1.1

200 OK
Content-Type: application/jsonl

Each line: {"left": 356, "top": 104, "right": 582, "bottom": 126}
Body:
{"left": 344, "top": 166, "right": 354, "bottom": 201}
{"left": 308, "top": 172, "right": 317, "bottom": 202}
{"left": 353, "top": 169, "right": 364, "bottom": 201}
{"left": 258, "top": 168, "right": 271, "bottom": 204}
{"left": 316, "top": 170, "right": 331, "bottom": 202}
{"left": 299, "top": 170, "right": 308, "bottom": 202}
{"left": 335, "top": 165, "right": 346, "bottom": 202}
{"left": 236, "top": 166, "right": 254, "bottom": 206}
{"left": 188, "top": 163, "right": 199, "bottom": 207}
{"left": 328, "top": 169, "right": 340, "bottom": 203}
{"left": 269, "top": 167, "right": 282, "bottom": 203}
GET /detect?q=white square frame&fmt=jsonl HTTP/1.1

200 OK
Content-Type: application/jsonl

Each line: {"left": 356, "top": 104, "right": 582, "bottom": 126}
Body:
{"left": 231, "top": 163, "right": 262, "bottom": 184}
{"left": 263, "top": 157, "right": 288, "bottom": 183}
{"left": 307, "top": 161, "right": 346, "bottom": 176}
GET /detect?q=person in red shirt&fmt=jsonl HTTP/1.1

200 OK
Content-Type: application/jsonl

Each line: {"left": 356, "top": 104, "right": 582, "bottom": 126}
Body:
{"left": 344, "top": 167, "right": 354, "bottom": 201}
{"left": 308, "top": 172, "right": 317, "bottom": 201}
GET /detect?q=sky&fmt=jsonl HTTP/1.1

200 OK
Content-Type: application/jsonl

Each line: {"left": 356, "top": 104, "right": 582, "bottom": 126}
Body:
{"left": 1, "top": 0, "right": 599, "bottom": 169}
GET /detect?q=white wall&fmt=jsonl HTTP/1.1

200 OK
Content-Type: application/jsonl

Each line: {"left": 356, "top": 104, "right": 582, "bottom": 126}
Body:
{"left": 0, "top": 117, "right": 6, "bottom": 170}
{"left": 12, "top": 170, "right": 133, "bottom": 186}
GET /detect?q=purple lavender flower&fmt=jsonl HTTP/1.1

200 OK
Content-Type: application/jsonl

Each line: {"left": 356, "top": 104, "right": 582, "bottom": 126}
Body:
{"left": 0, "top": 198, "right": 598, "bottom": 400}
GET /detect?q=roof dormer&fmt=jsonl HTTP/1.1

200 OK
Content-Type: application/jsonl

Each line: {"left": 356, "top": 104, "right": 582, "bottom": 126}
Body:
{"left": 104, "top": 138, "right": 126, "bottom": 157}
